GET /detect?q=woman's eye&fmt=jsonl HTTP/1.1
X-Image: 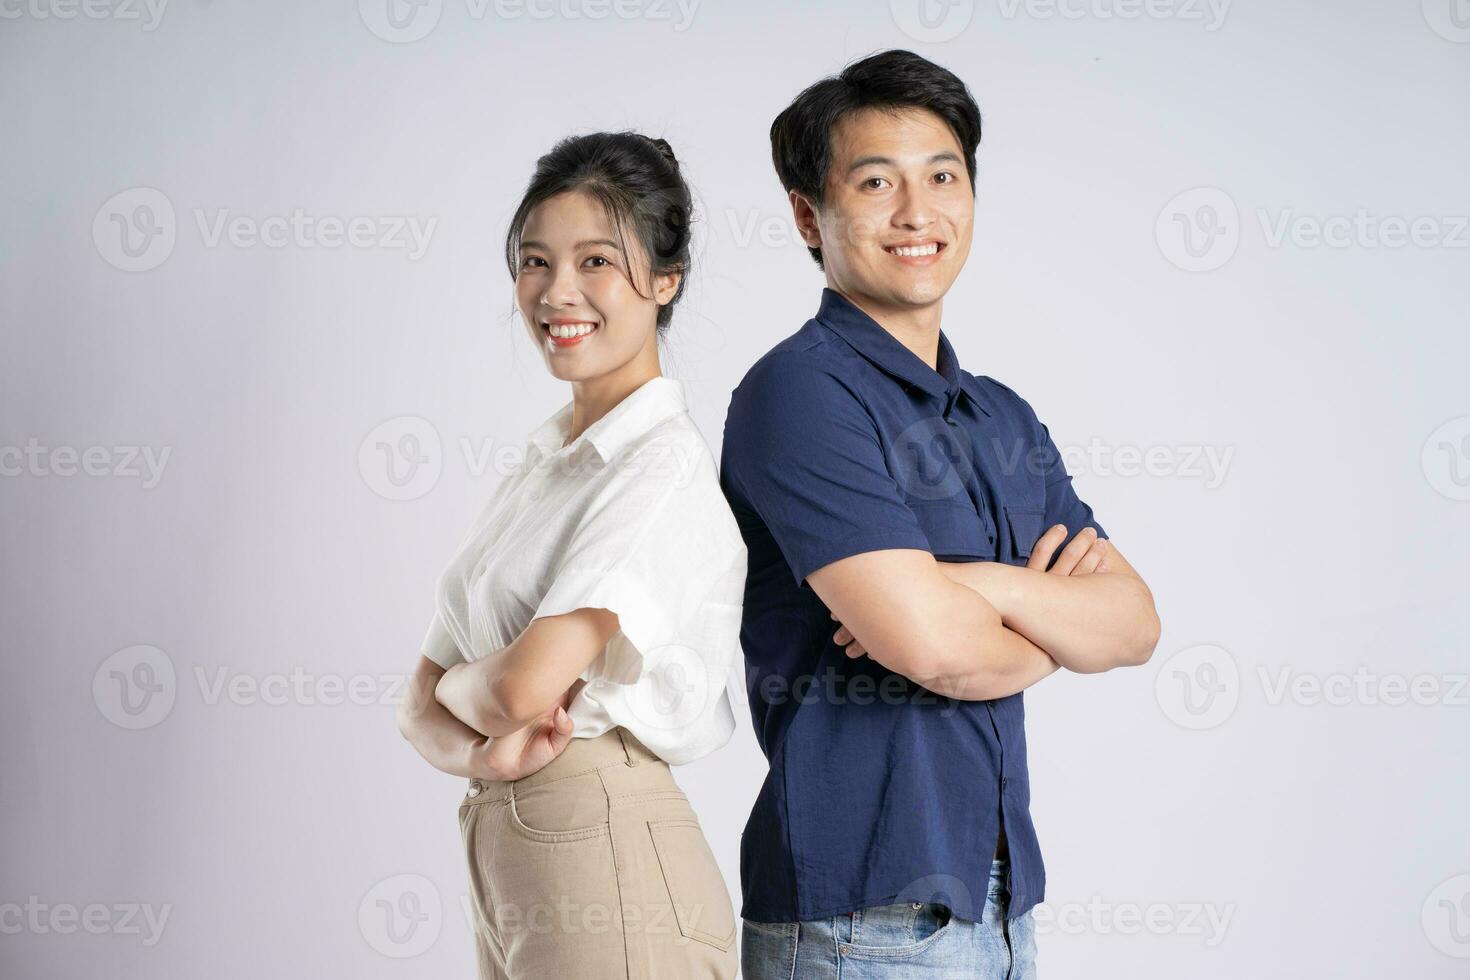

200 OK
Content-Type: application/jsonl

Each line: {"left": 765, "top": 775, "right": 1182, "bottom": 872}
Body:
{"left": 520, "top": 256, "right": 547, "bottom": 269}
{"left": 584, "top": 255, "right": 611, "bottom": 268}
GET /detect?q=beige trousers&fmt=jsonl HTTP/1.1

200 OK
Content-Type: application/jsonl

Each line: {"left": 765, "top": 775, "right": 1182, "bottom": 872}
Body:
{"left": 457, "top": 726, "right": 738, "bottom": 980}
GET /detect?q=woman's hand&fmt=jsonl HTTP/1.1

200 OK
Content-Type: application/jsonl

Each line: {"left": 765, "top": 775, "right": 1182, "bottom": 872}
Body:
{"left": 465, "top": 679, "right": 587, "bottom": 782}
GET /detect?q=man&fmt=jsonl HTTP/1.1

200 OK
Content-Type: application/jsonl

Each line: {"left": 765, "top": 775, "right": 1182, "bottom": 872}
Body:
{"left": 720, "top": 49, "right": 1161, "bottom": 978}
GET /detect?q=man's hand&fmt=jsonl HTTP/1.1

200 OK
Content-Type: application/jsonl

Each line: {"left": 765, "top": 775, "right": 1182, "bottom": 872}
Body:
{"left": 465, "top": 679, "right": 586, "bottom": 782}
{"left": 1029, "top": 524, "right": 1109, "bottom": 575}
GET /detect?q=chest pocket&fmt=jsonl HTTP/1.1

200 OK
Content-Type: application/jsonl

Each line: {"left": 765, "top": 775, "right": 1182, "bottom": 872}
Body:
{"left": 907, "top": 497, "right": 995, "bottom": 562}
{"left": 995, "top": 472, "right": 1047, "bottom": 565}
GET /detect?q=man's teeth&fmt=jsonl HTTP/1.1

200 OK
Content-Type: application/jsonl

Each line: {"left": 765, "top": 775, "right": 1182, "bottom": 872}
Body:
{"left": 888, "top": 243, "right": 940, "bottom": 257}
{"left": 547, "top": 323, "right": 597, "bottom": 338}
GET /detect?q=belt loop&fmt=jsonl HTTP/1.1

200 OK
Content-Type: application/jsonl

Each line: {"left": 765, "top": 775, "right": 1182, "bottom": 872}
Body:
{"left": 615, "top": 726, "right": 636, "bottom": 766}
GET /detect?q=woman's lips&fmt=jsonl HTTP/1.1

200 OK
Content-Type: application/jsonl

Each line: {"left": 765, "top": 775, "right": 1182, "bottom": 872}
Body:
{"left": 542, "top": 321, "right": 599, "bottom": 349}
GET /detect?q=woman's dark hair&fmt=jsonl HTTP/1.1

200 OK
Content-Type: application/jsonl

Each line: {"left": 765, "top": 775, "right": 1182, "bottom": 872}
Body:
{"left": 769, "top": 49, "right": 983, "bottom": 268}
{"left": 505, "top": 131, "right": 693, "bottom": 333}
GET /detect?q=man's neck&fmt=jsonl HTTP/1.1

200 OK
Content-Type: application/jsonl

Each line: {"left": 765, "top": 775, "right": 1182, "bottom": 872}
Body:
{"left": 832, "top": 286, "right": 944, "bottom": 370}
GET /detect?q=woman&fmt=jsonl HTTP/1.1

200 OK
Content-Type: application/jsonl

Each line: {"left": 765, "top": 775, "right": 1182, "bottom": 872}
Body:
{"left": 396, "top": 132, "right": 744, "bottom": 980}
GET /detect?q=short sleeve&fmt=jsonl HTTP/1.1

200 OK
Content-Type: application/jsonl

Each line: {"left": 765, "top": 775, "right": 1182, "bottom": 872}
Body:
{"left": 1035, "top": 418, "right": 1108, "bottom": 544}
{"left": 419, "top": 609, "right": 464, "bottom": 669}
{"left": 722, "top": 356, "right": 931, "bottom": 587}
{"left": 529, "top": 437, "right": 743, "bottom": 659}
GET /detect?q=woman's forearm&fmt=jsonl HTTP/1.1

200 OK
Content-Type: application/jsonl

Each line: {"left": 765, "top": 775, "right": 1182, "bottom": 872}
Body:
{"left": 398, "top": 672, "right": 487, "bottom": 778}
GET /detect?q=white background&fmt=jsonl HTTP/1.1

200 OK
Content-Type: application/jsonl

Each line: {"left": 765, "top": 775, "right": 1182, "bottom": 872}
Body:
{"left": 2, "top": 0, "right": 1467, "bottom": 977}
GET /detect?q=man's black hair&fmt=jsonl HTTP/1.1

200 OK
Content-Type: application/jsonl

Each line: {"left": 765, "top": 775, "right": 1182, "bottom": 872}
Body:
{"left": 769, "top": 49, "right": 982, "bottom": 268}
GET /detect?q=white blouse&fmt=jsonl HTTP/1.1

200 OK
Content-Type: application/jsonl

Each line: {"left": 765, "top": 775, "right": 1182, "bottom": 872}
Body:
{"left": 419, "top": 376, "right": 747, "bottom": 766}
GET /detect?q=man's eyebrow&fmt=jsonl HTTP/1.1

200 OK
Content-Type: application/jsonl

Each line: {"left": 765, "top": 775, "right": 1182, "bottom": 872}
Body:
{"left": 520, "top": 238, "right": 623, "bottom": 251}
{"left": 846, "top": 151, "right": 963, "bottom": 174}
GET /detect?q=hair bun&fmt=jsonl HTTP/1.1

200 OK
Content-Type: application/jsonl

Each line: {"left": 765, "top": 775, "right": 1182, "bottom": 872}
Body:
{"left": 649, "top": 136, "right": 679, "bottom": 170}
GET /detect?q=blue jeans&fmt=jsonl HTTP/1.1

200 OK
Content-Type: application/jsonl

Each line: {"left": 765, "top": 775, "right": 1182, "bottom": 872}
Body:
{"left": 741, "top": 858, "right": 1037, "bottom": 979}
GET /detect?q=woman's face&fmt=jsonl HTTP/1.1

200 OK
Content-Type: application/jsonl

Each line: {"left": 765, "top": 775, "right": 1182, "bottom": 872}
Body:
{"left": 514, "top": 190, "right": 677, "bottom": 383}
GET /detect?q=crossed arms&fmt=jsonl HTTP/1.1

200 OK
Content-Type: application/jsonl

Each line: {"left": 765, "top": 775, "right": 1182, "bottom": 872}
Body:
{"left": 813, "top": 524, "right": 1161, "bottom": 702}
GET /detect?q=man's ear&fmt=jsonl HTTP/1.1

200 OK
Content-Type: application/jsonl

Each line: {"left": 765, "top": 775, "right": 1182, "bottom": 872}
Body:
{"left": 790, "top": 190, "right": 822, "bottom": 250}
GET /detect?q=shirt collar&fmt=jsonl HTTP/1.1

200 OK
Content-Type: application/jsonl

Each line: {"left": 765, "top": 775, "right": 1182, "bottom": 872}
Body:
{"left": 527, "top": 375, "right": 688, "bottom": 462}
{"left": 814, "top": 287, "right": 989, "bottom": 416}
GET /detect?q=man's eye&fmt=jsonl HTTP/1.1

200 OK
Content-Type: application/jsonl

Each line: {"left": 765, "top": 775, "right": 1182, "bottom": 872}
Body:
{"left": 935, "top": 171, "right": 957, "bottom": 184}
{"left": 864, "top": 177, "right": 889, "bottom": 190}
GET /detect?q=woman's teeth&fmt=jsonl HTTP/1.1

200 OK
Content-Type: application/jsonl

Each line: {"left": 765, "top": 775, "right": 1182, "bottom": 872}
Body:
{"left": 547, "top": 322, "right": 597, "bottom": 338}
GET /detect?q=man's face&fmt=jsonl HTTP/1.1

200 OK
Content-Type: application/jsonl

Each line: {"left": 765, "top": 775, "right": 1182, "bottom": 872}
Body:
{"left": 799, "top": 106, "right": 974, "bottom": 313}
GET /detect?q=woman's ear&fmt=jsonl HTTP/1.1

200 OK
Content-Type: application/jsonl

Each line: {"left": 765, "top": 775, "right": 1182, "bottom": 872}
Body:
{"left": 653, "top": 268, "right": 683, "bottom": 307}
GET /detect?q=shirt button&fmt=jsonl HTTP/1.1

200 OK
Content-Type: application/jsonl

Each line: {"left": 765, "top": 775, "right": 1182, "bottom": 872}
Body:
{"left": 911, "top": 902, "right": 924, "bottom": 910}
{"left": 467, "top": 782, "right": 481, "bottom": 797}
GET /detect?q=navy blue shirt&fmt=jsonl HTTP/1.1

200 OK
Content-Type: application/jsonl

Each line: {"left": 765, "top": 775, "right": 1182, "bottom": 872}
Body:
{"left": 720, "top": 288, "right": 1107, "bottom": 924}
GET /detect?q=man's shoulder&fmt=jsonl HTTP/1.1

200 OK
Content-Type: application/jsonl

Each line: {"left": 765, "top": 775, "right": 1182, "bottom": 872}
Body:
{"left": 730, "top": 318, "right": 865, "bottom": 407}
{"left": 960, "top": 369, "right": 1042, "bottom": 428}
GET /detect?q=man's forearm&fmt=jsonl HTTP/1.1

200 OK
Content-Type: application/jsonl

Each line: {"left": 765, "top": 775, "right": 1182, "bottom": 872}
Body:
{"left": 938, "top": 560, "right": 1159, "bottom": 673}
{"left": 919, "top": 620, "right": 1062, "bottom": 701}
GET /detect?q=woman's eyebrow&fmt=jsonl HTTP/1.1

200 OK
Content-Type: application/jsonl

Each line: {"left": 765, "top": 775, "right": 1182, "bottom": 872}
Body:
{"left": 520, "top": 238, "right": 622, "bottom": 250}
